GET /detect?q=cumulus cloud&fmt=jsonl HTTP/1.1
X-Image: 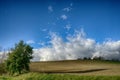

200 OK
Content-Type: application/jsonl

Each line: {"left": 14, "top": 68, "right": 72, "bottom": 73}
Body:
{"left": 26, "top": 40, "right": 35, "bottom": 44}
{"left": 48, "top": 5, "right": 53, "bottom": 12}
{"left": 32, "top": 29, "right": 120, "bottom": 61}
{"left": 61, "top": 14, "right": 67, "bottom": 20}
{"left": 92, "top": 41, "right": 120, "bottom": 60}
{"left": 32, "top": 29, "right": 95, "bottom": 61}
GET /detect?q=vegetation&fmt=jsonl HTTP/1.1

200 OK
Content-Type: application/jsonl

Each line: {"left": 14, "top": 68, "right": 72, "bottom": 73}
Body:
{"left": 0, "top": 63, "right": 6, "bottom": 75}
{"left": 0, "top": 47, "right": 6, "bottom": 75}
{"left": 5, "top": 40, "right": 33, "bottom": 75}
{"left": 0, "top": 72, "right": 120, "bottom": 80}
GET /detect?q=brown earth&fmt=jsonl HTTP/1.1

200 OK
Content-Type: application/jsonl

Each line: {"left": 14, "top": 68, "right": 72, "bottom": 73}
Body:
{"left": 30, "top": 60, "right": 120, "bottom": 76}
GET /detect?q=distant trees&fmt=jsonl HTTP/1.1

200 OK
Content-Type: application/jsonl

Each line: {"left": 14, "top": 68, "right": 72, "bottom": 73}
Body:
{"left": 77, "top": 57, "right": 104, "bottom": 61}
{"left": 77, "top": 57, "right": 91, "bottom": 60}
{"left": 5, "top": 40, "right": 33, "bottom": 75}
{"left": 92, "top": 56, "right": 104, "bottom": 60}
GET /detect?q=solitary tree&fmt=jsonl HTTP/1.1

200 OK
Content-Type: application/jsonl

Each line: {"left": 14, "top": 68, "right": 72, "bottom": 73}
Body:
{"left": 5, "top": 40, "right": 33, "bottom": 75}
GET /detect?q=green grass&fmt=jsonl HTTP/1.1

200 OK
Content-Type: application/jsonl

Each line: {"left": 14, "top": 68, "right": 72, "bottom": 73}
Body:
{"left": 0, "top": 72, "right": 120, "bottom": 80}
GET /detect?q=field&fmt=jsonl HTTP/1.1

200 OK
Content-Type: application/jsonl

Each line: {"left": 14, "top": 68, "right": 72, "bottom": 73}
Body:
{"left": 30, "top": 60, "right": 120, "bottom": 76}
{"left": 0, "top": 60, "right": 120, "bottom": 80}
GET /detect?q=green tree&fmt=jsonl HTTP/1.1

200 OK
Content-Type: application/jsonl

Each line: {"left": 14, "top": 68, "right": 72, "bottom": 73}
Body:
{"left": 5, "top": 40, "right": 33, "bottom": 75}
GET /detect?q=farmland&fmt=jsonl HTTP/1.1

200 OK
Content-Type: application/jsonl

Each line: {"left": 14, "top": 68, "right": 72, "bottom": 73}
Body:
{"left": 30, "top": 60, "right": 120, "bottom": 76}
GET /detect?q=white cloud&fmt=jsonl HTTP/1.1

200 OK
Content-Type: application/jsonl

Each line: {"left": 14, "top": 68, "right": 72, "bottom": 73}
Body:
{"left": 92, "top": 41, "right": 120, "bottom": 60}
{"left": 32, "top": 29, "right": 95, "bottom": 61}
{"left": 48, "top": 5, "right": 53, "bottom": 12}
{"left": 38, "top": 42, "right": 45, "bottom": 46}
{"left": 61, "top": 14, "right": 67, "bottom": 20}
{"left": 26, "top": 40, "right": 35, "bottom": 44}
{"left": 32, "top": 29, "right": 120, "bottom": 61}
{"left": 64, "top": 24, "right": 71, "bottom": 30}
{"left": 62, "top": 3, "right": 73, "bottom": 12}
{"left": 63, "top": 7, "right": 72, "bottom": 12}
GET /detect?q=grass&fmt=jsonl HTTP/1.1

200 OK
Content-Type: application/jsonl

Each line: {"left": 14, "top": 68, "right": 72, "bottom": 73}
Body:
{"left": 0, "top": 72, "right": 120, "bottom": 80}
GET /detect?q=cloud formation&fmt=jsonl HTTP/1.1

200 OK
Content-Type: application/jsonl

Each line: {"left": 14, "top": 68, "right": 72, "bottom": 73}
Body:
{"left": 61, "top": 14, "right": 67, "bottom": 20}
{"left": 32, "top": 29, "right": 120, "bottom": 61}
{"left": 38, "top": 42, "right": 45, "bottom": 46}
{"left": 92, "top": 41, "right": 120, "bottom": 60}
{"left": 26, "top": 40, "right": 35, "bottom": 44}
{"left": 64, "top": 24, "right": 71, "bottom": 30}
{"left": 63, "top": 7, "right": 72, "bottom": 12}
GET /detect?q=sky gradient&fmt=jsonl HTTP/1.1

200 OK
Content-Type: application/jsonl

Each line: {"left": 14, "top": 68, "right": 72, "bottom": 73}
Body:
{"left": 0, "top": 0, "right": 120, "bottom": 49}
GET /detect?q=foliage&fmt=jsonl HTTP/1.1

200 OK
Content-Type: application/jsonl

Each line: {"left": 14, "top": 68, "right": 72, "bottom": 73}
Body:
{"left": 0, "top": 47, "right": 6, "bottom": 75}
{"left": 92, "top": 56, "right": 104, "bottom": 60}
{"left": 0, "top": 52, "right": 6, "bottom": 63}
{"left": 5, "top": 40, "right": 33, "bottom": 75}
{"left": 0, "top": 72, "right": 120, "bottom": 80}
{"left": 0, "top": 63, "right": 6, "bottom": 75}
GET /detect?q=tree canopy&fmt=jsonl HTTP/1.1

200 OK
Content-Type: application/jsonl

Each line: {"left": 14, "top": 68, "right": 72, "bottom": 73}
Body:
{"left": 5, "top": 40, "right": 33, "bottom": 75}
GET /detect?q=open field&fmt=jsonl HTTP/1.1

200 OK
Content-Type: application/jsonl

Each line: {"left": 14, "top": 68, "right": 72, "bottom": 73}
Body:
{"left": 30, "top": 60, "right": 120, "bottom": 76}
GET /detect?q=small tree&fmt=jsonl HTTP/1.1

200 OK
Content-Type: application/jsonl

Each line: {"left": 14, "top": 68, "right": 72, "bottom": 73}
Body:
{"left": 5, "top": 40, "right": 33, "bottom": 75}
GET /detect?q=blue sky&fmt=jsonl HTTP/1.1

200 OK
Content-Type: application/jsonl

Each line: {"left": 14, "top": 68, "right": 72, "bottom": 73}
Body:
{"left": 0, "top": 0, "right": 120, "bottom": 49}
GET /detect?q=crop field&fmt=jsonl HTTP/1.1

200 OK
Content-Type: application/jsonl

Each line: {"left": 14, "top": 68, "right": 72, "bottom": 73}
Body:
{"left": 30, "top": 60, "right": 120, "bottom": 76}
